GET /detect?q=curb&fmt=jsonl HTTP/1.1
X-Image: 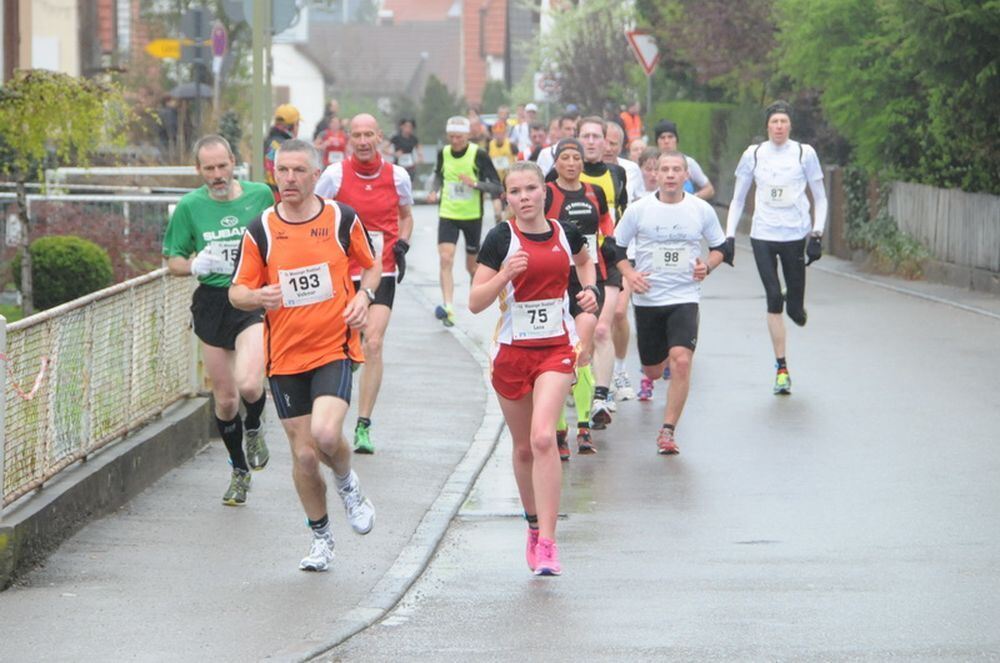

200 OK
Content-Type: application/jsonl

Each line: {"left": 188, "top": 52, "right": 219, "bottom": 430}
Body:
{"left": 265, "top": 283, "right": 504, "bottom": 662}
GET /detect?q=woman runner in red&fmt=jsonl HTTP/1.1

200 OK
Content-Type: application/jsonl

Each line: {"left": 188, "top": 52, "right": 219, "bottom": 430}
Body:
{"left": 470, "top": 161, "right": 599, "bottom": 576}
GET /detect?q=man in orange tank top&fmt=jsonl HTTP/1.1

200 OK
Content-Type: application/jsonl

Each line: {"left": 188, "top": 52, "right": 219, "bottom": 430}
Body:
{"left": 230, "top": 140, "right": 382, "bottom": 572}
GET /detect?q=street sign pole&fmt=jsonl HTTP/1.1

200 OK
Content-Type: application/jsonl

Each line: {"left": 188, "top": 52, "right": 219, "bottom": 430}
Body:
{"left": 625, "top": 31, "right": 660, "bottom": 119}
{"left": 251, "top": 0, "right": 271, "bottom": 182}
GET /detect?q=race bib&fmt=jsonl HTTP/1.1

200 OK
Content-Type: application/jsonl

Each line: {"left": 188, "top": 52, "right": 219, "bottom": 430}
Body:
{"left": 279, "top": 263, "right": 334, "bottom": 308}
{"left": 202, "top": 240, "right": 241, "bottom": 274}
{"left": 367, "top": 230, "right": 384, "bottom": 261}
{"left": 398, "top": 153, "right": 414, "bottom": 167}
{"left": 492, "top": 156, "right": 511, "bottom": 171}
{"left": 511, "top": 298, "right": 563, "bottom": 341}
{"left": 584, "top": 234, "right": 599, "bottom": 263}
{"left": 446, "top": 181, "right": 473, "bottom": 201}
{"left": 327, "top": 151, "right": 345, "bottom": 164}
{"left": 764, "top": 183, "right": 796, "bottom": 207}
{"left": 652, "top": 244, "right": 690, "bottom": 273}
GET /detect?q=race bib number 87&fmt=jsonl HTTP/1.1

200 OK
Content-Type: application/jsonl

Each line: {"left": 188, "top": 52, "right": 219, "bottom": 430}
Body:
{"left": 279, "top": 263, "right": 334, "bottom": 308}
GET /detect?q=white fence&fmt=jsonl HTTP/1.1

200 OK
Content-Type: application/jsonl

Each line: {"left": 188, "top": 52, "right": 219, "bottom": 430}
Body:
{"left": 889, "top": 182, "right": 1000, "bottom": 273}
{"left": 1, "top": 269, "right": 198, "bottom": 508}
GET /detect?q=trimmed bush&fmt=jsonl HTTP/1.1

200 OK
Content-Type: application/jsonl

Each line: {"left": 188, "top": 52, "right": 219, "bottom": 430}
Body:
{"left": 12, "top": 235, "right": 114, "bottom": 310}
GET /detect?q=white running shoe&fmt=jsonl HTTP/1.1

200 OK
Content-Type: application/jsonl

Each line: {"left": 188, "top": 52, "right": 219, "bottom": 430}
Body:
{"left": 590, "top": 398, "right": 612, "bottom": 429}
{"left": 337, "top": 470, "right": 375, "bottom": 535}
{"left": 612, "top": 370, "right": 636, "bottom": 401}
{"left": 300, "top": 535, "right": 335, "bottom": 572}
{"left": 605, "top": 392, "right": 618, "bottom": 413}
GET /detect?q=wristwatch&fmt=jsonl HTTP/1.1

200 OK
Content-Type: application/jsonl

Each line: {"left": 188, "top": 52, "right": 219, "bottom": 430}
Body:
{"left": 584, "top": 284, "right": 601, "bottom": 299}
{"left": 363, "top": 287, "right": 376, "bottom": 304}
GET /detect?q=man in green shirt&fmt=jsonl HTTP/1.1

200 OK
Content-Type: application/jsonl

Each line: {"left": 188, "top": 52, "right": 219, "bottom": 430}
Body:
{"left": 162, "top": 134, "right": 275, "bottom": 506}
{"left": 426, "top": 115, "right": 502, "bottom": 327}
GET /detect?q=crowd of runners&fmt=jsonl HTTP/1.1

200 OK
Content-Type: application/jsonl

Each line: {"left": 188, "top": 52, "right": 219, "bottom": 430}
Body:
{"left": 163, "top": 98, "right": 826, "bottom": 577}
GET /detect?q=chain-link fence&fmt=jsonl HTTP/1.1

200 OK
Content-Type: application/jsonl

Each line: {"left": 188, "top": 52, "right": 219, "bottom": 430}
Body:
{"left": 1, "top": 268, "right": 198, "bottom": 508}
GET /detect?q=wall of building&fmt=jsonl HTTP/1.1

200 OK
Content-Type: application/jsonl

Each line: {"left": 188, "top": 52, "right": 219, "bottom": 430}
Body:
{"left": 271, "top": 44, "right": 326, "bottom": 140}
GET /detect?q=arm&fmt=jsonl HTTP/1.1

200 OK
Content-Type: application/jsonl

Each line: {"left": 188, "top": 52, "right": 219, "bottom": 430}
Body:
{"left": 695, "top": 181, "right": 716, "bottom": 201}
{"left": 167, "top": 256, "right": 193, "bottom": 276}
{"left": 343, "top": 220, "right": 381, "bottom": 328}
{"left": 469, "top": 253, "right": 527, "bottom": 314}
{"left": 808, "top": 178, "right": 828, "bottom": 236}
{"left": 725, "top": 174, "right": 753, "bottom": 237}
{"left": 426, "top": 150, "right": 445, "bottom": 203}
{"left": 469, "top": 149, "right": 503, "bottom": 197}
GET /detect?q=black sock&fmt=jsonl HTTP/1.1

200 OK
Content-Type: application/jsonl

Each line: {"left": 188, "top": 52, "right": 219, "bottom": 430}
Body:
{"left": 662, "top": 423, "right": 675, "bottom": 431}
{"left": 776, "top": 357, "right": 787, "bottom": 370}
{"left": 594, "top": 386, "right": 609, "bottom": 401}
{"left": 216, "top": 415, "right": 248, "bottom": 471}
{"left": 357, "top": 416, "right": 372, "bottom": 429}
{"left": 577, "top": 421, "right": 590, "bottom": 430}
{"left": 524, "top": 513, "right": 539, "bottom": 530}
{"left": 308, "top": 514, "right": 329, "bottom": 531}
{"left": 242, "top": 393, "right": 266, "bottom": 431}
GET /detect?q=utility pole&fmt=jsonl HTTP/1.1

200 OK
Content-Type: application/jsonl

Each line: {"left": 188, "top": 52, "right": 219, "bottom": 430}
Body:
{"left": 250, "top": 0, "right": 271, "bottom": 182}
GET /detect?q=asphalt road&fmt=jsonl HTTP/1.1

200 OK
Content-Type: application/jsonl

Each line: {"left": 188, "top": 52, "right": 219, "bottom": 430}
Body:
{"left": 327, "top": 204, "right": 1000, "bottom": 661}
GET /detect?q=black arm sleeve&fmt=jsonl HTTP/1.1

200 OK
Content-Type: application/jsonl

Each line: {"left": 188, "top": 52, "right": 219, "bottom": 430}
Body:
{"left": 432, "top": 149, "right": 445, "bottom": 192}
{"left": 559, "top": 221, "right": 587, "bottom": 256}
{"left": 476, "top": 223, "right": 512, "bottom": 270}
{"left": 610, "top": 164, "right": 629, "bottom": 217}
{"left": 614, "top": 243, "right": 630, "bottom": 264}
{"left": 594, "top": 186, "right": 609, "bottom": 215}
{"left": 473, "top": 149, "right": 503, "bottom": 197}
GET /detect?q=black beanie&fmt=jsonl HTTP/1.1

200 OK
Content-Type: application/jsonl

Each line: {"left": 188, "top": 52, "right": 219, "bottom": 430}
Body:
{"left": 764, "top": 101, "right": 793, "bottom": 124}
{"left": 654, "top": 120, "right": 679, "bottom": 142}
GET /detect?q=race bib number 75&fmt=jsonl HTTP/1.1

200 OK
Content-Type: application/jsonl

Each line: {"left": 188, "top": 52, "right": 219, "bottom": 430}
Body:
{"left": 512, "top": 298, "right": 563, "bottom": 340}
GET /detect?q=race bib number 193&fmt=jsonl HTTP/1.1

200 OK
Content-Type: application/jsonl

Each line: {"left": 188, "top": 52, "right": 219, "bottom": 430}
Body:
{"left": 279, "top": 263, "right": 334, "bottom": 308}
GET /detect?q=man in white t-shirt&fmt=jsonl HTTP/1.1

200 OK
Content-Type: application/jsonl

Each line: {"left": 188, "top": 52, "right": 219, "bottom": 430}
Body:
{"left": 724, "top": 100, "right": 827, "bottom": 395}
{"left": 653, "top": 120, "right": 715, "bottom": 200}
{"left": 614, "top": 151, "right": 726, "bottom": 456}
{"left": 537, "top": 114, "right": 579, "bottom": 176}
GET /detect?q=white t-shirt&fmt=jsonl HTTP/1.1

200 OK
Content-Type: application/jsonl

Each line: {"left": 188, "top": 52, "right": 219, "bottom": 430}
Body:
{"left": 735, "top": 140, "right": 823, "bottom": 241}
{"left": 686, "top": 156, "right": 709, "bottom": 189}
{"left": 315, "top": 161, "right": 415, "bottom": 205}
{"left": 536, "top": 145, "right": 557, "bottom": 177}
{"left": 615, "top": 192, "right": 726, "bottom": 306}
{"left": 617, "top": 157, "right": 644, "bottom": 202}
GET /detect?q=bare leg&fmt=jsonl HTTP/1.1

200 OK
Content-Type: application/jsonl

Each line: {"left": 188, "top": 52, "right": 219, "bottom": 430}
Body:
{"left": 767, "top": 313, "right": 786, "bottom": 359}
{"left": 438, "top": 243, "right": 456, "bottom": 306}
{"left": 281, "top": 415, "right": 328, "bottom": 521}
{"left": 358, "top": 304, "right": 392, "bottom": 419}
{"left": 232, "top": 323, "right": 265, "bottom": 403}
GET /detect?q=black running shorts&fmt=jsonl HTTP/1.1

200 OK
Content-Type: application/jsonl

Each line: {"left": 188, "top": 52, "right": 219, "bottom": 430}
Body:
{"left": 352, "top": 275, "right": 396, "bottom": 309}
{"left": 633, "top": 303, "right": 700, "bottom": 366}
{"left": 268, "top": 359, "right": 354, "bottom": 419}
{"left": 438, "top": 217, "right": 483, "bottom": 254}
{"left": 190, "top": 284, "right": 263, "bottom": 350}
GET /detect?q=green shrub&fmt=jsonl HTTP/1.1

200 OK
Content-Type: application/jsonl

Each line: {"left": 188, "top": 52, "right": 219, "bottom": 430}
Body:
{"left": 647, "top": 100, "right": 734, "bottom": 173}
{"left": 12, "top": 235, "right": 114, "bottom": 310}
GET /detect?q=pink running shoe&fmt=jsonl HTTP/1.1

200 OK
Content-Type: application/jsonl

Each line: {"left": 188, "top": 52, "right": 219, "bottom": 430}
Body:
{"left": 534, "top": 537, "right": 562, "bottom": 576}
{"left": 638, "top": 377, "right": 654, "bottom": 401}
{"left": 657, "top": 427, "right": 680, "bottom": 455}
{"left": 525, "top": 528, "right": 539, "bottom": 571}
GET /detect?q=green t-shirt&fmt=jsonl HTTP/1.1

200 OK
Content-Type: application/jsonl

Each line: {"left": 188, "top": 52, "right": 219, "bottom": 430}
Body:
{"left": 162, "top": 181, "right": 274, "bottom": 288}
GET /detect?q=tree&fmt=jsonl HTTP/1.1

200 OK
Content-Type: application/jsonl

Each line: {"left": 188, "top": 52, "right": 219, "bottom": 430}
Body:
{"left": 480, "top": 81, "right": 511, "bottom": 114}
{"left": 0, "top": 70, "right": 133, "bottom": 315}
{"left": 418, "top": 75, "right": 465, "bottom": 146}
{"left": 539, "top": 0, "right": 639, "bottom": 113}
{"left": 777, "top": 0, "right": 1000, "bottom": 193}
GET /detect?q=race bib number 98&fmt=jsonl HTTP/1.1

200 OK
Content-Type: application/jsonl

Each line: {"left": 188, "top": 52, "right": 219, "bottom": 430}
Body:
{"left": 652, "top": 244, "right": 690, "bottom": 272}
{"left": 511, "top": 298, "right": 563, "bottom": 341}
{"left": 279, "top": 263, "right": 334, "bottom": 308}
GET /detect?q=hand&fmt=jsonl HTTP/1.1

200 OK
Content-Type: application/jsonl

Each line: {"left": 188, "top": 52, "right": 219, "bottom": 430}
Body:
{"left": 576, "top": 287, "right": 598, "bottom": 314}
{"left": 426, "top": 190, "right": 439, "bottom": 204}
{"left": 693, "top": 257, "right": 709, "bottom": 282}
{"left": 627, "top": 270, "right": 652, "bottom": 294}
{"left": 501, "top": 250, "right": 530, "bottom": 280}
{"left": 393, "top": 238, "right": 410, "bottom": 283}
{"left": 806, "top": 235, "right": 823, "bottom": 266}
{"left": 256, "top": 284, "right": 283, "bottom": 310}
{"left": 458, "top": 174, "right": 477, "bottom": 188}
{"left": 190, "top": 251, "right": 230, "bottom": 277}
{"left": 343, "top": 291, "right": 370, "bottom": 329}
{"left": 723, "top": 237, "right": 735, "bottom": 267}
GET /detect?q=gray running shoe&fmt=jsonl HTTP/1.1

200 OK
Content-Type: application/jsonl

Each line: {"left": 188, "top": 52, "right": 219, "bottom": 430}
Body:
{"left": 245, "top": 427, "right": 269, "bottom": 470}
{"left": 299, "top": 534, "right": 335, "bottom": 572}
{"left": 222, "top": 469, "right": 251, "bottom": 506}
{"left": 337, "top": 470, "right": 375, "bottom": 535}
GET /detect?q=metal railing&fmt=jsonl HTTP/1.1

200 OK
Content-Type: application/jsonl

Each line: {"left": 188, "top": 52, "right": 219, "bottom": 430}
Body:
{"left": 1, "top": 268, "right": 199, "bottom": 508}
{"left": 44, "top": 164, "right": 250, "bottom": 191}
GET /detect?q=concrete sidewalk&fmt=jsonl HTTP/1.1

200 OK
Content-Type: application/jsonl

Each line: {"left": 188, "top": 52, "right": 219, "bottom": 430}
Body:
{"left": 0, "top": 246, "right": 499, "bottom": 661}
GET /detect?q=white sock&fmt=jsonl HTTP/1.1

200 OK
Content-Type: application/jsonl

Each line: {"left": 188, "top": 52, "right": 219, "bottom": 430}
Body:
{"left": 614, "top": 358, "right": 626, "bottom": 373}
{"left": 334, "top": 470, "right": 353, "bottom": 491}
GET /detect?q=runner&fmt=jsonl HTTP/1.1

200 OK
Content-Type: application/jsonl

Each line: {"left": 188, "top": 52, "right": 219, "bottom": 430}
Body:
{"left": 614, "top": 151, "right": 727, "bottom": 454}
{"left": 628, "top": 137, "right": 647, "bottom": 166}
{"left": 426, "top": 116, "right": 502, "bottom": 327}
{"left": 263, "top": 104, "right": 300, "bottom": 194}
{"left": 389, "top": 118, "right": 421, "bottom": 183}
{"left": 653, "top": 120, "right": 715, "bottom": 200}
{"left": 517, "top": 122, "right": 548, "bottom": 162}
{"left": 316, "top": 113, "right": 414, "bottom": 454}
{"left": 604, "top": 122, "right": 644, "bottom": 203}
{"left": 619, "top": 100, "right": 644, "bottom": 146}
{"left": 544, "top": 138, "right": 617, "bottom": 458}
{"left": 314, "top": 115, "right": 348, "bottom": 167}
{"left": 511, "top": 102, "right": 538, "bottom": 150}
{"left": 230, "top": 139, "right": 379, "bottom": 572}
{"left": 566, "top": 116, "right": 628, "bottom": 429}
{"left": 488, "top": 123, "right": 517, "bottom": 218}
{"left": 469, "top": 160, "right": 599, "bottom": 576}
{"left": 163, "top": 134, "right": 273, "bottom": 506}
{"left": 724, "top": 100, "right": 827, "bottom": 394}
{"left": 536, "top": 114, "right": 579, "bottom": 176}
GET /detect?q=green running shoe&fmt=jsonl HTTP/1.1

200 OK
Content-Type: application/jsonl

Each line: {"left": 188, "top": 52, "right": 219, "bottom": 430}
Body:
{"left": 773, "top": 369, "right": 792, "bottom": 395}
{"left": 245, "top": 428, "right": 269, "bottom": 470}
{"left": 354, "top": 422, "right": 375, "bottom": 454}
{"left": 222, "top": 469, "right": 251, "bottom": 506}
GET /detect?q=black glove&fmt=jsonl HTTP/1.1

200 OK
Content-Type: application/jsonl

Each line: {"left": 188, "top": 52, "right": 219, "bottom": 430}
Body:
{"left": 723, "top": 237, "right": 735, "bottom": 266}
{"left": 805, "top": 235, "right": 822, "bottom": 266}
{"left": 393, "top": 238, "right": 410, "bottom": 283}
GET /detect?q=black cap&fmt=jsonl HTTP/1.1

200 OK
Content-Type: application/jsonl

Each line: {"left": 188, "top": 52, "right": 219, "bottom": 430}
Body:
{"left": 654, "top": 120, "right": 679, "bottom": 142}
{"left": 554, "top": 138, "right": 584, "bottom": 159}
{"left": 765, "top": 100, "right": 793, "bottom": 123}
